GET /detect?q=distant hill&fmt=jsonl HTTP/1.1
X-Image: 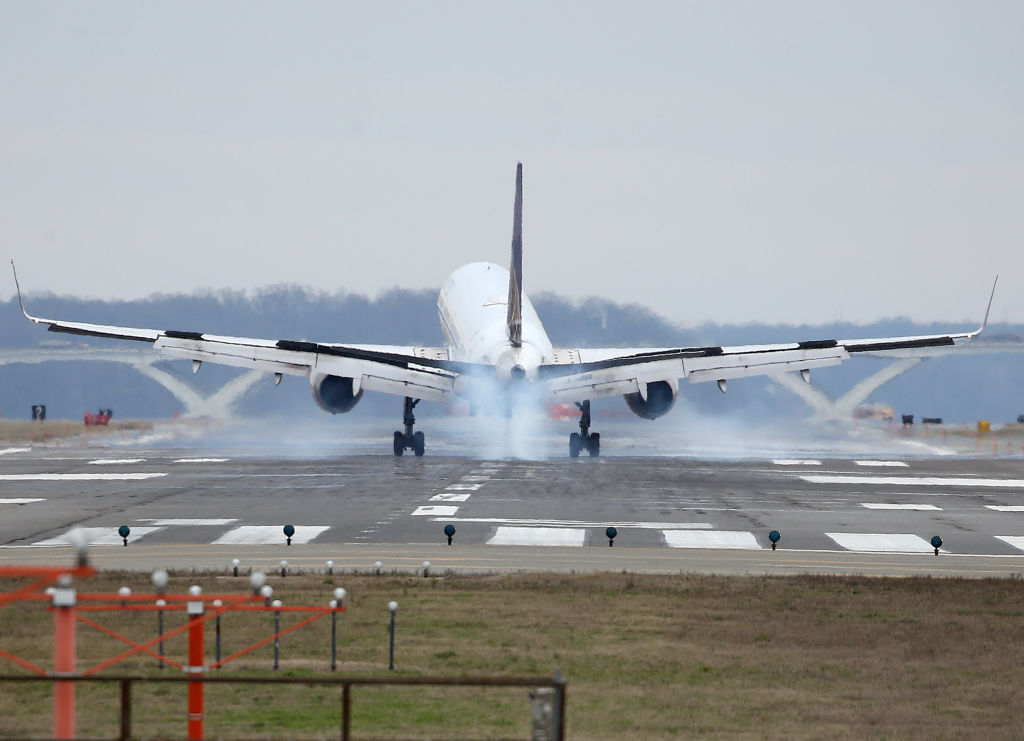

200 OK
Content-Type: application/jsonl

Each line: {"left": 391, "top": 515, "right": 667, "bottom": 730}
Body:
{"left": 0, "top": 288, "right": 1020, "bottom": 425}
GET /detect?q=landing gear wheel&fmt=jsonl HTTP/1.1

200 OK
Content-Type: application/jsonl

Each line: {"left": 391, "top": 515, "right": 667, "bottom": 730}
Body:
{"left": 569, "top": 432, "right": 582, "bottom": 458}
{"left": 393, "top": 431, "right": 405, "bottom": 457}
{"left": 413, "top": 431, "right": 426, "bottom": 457}
{"left": 588, "top": 432, "right": 600, "bottom": 457}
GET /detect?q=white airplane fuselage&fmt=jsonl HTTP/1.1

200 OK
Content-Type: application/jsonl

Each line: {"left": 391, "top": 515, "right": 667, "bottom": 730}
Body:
{"left": 438, "top": 262, "right": 554, "bottom": 385}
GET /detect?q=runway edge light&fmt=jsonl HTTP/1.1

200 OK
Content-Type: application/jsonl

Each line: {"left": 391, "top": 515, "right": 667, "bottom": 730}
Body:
{"left": 118, "top": 525, "right": 130, "bottom": 546}
{"left": 444, "top": 523, "right": 456, "bottom": 545}
{"left": 931, "top": 535, "right": 943, "bottom": 556}
{"left": 606, "top": 527, "right": 617, "bottom": 547}
{"left": 283, "top": 524, "right": 295, "bottom": 546}
{"left": 769, "top": 530, "right": 781, "bottom": 551}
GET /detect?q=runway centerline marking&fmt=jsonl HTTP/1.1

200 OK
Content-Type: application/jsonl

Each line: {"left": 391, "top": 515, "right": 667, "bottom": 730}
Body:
{"left": 986, "top": 506, "right": 1024, "bottom": 512}
{"left": 0, "top": 473, "right": 166, "bottom": 481}
{"left": 89, "top": 458, "right": 145, "bottom": 465}
{"left": 803, "top": 475, "right": 1024, "bottom": 488}
{"left": 772, "top": 460, "right": 821, "bottom": 466}
{"left": 860, "top": 503, "right": 942, "bottom": 511}
{"left": 826, "top": 533, "right": 937, "bottom": 553}
{"left": 412, "top": 506, "right": 459, "bottom": 517}
{"left": 173, "top": 458, "right": 229, "bottom": 463}
{"left": 663, "top": 531, "right": 761, "bottom": 550}
{"left": 445, "top": 483, "right": 483, "bottom": 491}
{"left": 0, "top": 448, "right": 31, "bottom": 456}
{"left": 488, "top": 527, "right": 586, "bottom": 547}
{"left": 429, "top": 492, "right": 472, "bottom": 502}
{"left": 0, "top": 498, "right": 45, "bottom": 504}
{"left": 212, "top": 525, "right": 329, "bottom": 545}
{"left": 854, "top": 460, "right": 910, "bottom": 468}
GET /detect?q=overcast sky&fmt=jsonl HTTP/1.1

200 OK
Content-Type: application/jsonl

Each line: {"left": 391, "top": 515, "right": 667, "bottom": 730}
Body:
{"left": 1, "top": 1, "right": 1021, "bottom": 327}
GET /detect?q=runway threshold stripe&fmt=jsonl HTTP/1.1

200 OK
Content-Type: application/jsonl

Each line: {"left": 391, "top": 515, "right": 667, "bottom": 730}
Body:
{"left": 826, "top": 533, "right": 936, "bottom": 553}
{"left": 0, "top": 473, "right": 166, "bottom": 481}
{"left": 140, "top": 518, "right": 238, "bottom": 526}
{"left": 487, "top": 527, "right": 586, "bottom": 547}
{"left": 445, "top": 483, "right": 483, "bottom": 491}
{"left": 860, "top": 503, "right": 941, "bottom": 511}
{"left": 212, "top": 526, "right": 329, "bottom": 545}
{"left": 32, "top": 527, "right": 164, "bottom": 547}
{"left": 663, "top": 531, "right": 761, "bottom": 550}
{"left": 994, "top": 536, "right": 1024, "bottom": 551}
{"left": 804, "top": 475, "right": 1024, "bottom": 488}
{"left": 432, "top": 517, "right": 714, "bottom": 529}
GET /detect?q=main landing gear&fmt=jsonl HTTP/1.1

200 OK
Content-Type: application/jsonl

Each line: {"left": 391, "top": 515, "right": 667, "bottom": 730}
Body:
{"left": 569, "top": 400, "right": 600, "bottom": 458}
{"left": 393, "top": 397, "right": 425, "bottom": 457}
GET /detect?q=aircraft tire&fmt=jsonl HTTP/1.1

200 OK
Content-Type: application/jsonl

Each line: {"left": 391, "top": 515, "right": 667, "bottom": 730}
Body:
{"left": 569, "top": 432, "right": 582, "bottom": 458}
{"left": 588, "top": 433, "right": 600, "bottom": 457}
{"left": 393, "top": 431, "right": 405, "bottom": 457}
{"left": 413, "top": 431, "right": 426, "bottom": 457}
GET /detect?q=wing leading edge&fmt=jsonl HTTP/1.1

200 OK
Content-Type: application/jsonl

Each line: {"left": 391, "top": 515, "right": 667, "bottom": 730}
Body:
{"left": 10, "top": 262, "right": 491, "bottom": 404}
{"left": 540, "top": 277, "right": 998, "bottom": 404}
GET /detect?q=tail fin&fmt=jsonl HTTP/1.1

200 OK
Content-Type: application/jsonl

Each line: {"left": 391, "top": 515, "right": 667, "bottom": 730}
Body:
{"left": 506, "top": 162, "right": 524, "bottom": 346}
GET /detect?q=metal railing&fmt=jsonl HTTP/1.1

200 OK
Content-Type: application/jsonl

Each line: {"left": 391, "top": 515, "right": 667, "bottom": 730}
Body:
{"left": 0, "top": 673, "right": 566, "bottom": 741}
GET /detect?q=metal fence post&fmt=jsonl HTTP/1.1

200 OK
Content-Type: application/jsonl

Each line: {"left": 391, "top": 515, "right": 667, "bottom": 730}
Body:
{"left": 119, "top": 678, "right": 131, "bottom": 741}
{"left": 342, "top": 682, "right": 351, "bottom": 741}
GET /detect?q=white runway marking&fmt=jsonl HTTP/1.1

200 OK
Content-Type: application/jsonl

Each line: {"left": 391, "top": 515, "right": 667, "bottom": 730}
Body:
{"left": 860, "top": 503, "right": 941, "bottom": 511}
{"left": 663, "top": 530, "right": 761, "bottom": 549}
{"left": 140, "top": 518, "right": 238, "bottom": 526}
{"left": 33, "top": 527, "right": 164, "bottom": 547}
{"left": 986, "top": 506, "right": 1024, "bottom": 512}
{"left": 994, "top": 536, "right": 1024, "bottom": 551}
{"left": 445, "top": 483, "right": 483, "bottom": 491}
{"left": 0, "top": 473, "right": 166, "bottom": 481}
{"left": 0, "top": 448, "right": 30, "bottom": 456}
{"left": 432, "top": 517, "right": 714, "bottom": 529}
{"left": 804, "top": 475, "right": 1024, "bottom": 489}
{"left": 412, "top": 506, "right": 459, "bottom": 517}
{"left": 0, "top": 498, "right": 45, "bottom": 504}
{"left": 462, "top": 475, "right": 491, "bottom": 482}
{"left": 89, "top": 458, "right": 145, "bottom": 465}
{"left": 173, "top": 458, "right": 229, "bottom": 463}
{"left": 212, "top": 525, "right": 329, "bottom": 545}
{"left": 773, "top": 459, "right": 821, "bottom": 466}
{"left": 429, "top": 492, "right": 472, "bottom": 502}
{"left": 826, "top": 533, "right": 935, "bottom": 553}
{"left": 487, "top": 527, "right": 586, "bottom": 547}
{"left": 854, "top": 460, "right": 909, "bottom": 467}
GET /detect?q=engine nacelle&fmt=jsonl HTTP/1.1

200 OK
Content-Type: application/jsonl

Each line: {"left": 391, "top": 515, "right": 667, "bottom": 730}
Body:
{"left": 310, "top": 373, "right": 364, "bottom": 414}
{"left": 623, "top": 379, "right": 678, "bottom": 420}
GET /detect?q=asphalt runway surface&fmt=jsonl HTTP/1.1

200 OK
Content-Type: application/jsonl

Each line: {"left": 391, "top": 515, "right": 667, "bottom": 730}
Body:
{"left": 2, "top": 419, "right": 1024, "bottom": 578}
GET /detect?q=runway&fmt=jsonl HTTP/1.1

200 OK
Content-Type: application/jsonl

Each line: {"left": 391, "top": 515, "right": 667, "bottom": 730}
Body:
{"left": 1, "top": 422, "right": 1024, "bottom": 577}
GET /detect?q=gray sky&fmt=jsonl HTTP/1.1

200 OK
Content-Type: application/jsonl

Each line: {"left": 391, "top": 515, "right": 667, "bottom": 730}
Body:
{"left": 1, "top": 1, "right": 1021, "bottom": 326}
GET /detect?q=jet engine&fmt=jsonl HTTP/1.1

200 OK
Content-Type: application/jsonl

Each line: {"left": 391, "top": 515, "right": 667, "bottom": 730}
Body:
{"left": 623, "top": 379, "right": 678, "bottom": 419}
{"left": 310, "top": 373, "right": 364, "bottom": 414}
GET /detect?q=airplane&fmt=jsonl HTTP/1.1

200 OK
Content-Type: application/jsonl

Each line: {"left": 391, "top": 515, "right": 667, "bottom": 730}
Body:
{"left": 12, "top": 164, "right": 997, "bottom": 458}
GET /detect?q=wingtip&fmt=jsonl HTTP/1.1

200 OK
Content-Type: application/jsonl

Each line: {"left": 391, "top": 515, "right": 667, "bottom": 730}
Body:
{"left": 972, "top": 274, "right": 999, "bottom": 337}
{"left": 10, "top": 260, "right": 33, "bottom": 322}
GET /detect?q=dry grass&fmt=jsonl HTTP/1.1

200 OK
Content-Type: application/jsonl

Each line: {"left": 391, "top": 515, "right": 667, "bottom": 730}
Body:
{"left": 2, "top": 571, "right": 1024, "bottom": 739}
{"left": 0, "top": 419, "right": 152, "bottom": 442}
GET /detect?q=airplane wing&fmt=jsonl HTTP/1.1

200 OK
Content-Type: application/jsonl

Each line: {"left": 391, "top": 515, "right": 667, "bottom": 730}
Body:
{"left": 539, "top": 278, "right": 998, "bottom": 404}
{"left": 11, "top": 266, "right": 485, "bottom": 404}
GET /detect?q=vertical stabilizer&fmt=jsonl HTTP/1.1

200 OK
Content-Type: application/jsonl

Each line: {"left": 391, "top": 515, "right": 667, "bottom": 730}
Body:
{"left": 506, "top": 163, "right": 524, "bottom": 346}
